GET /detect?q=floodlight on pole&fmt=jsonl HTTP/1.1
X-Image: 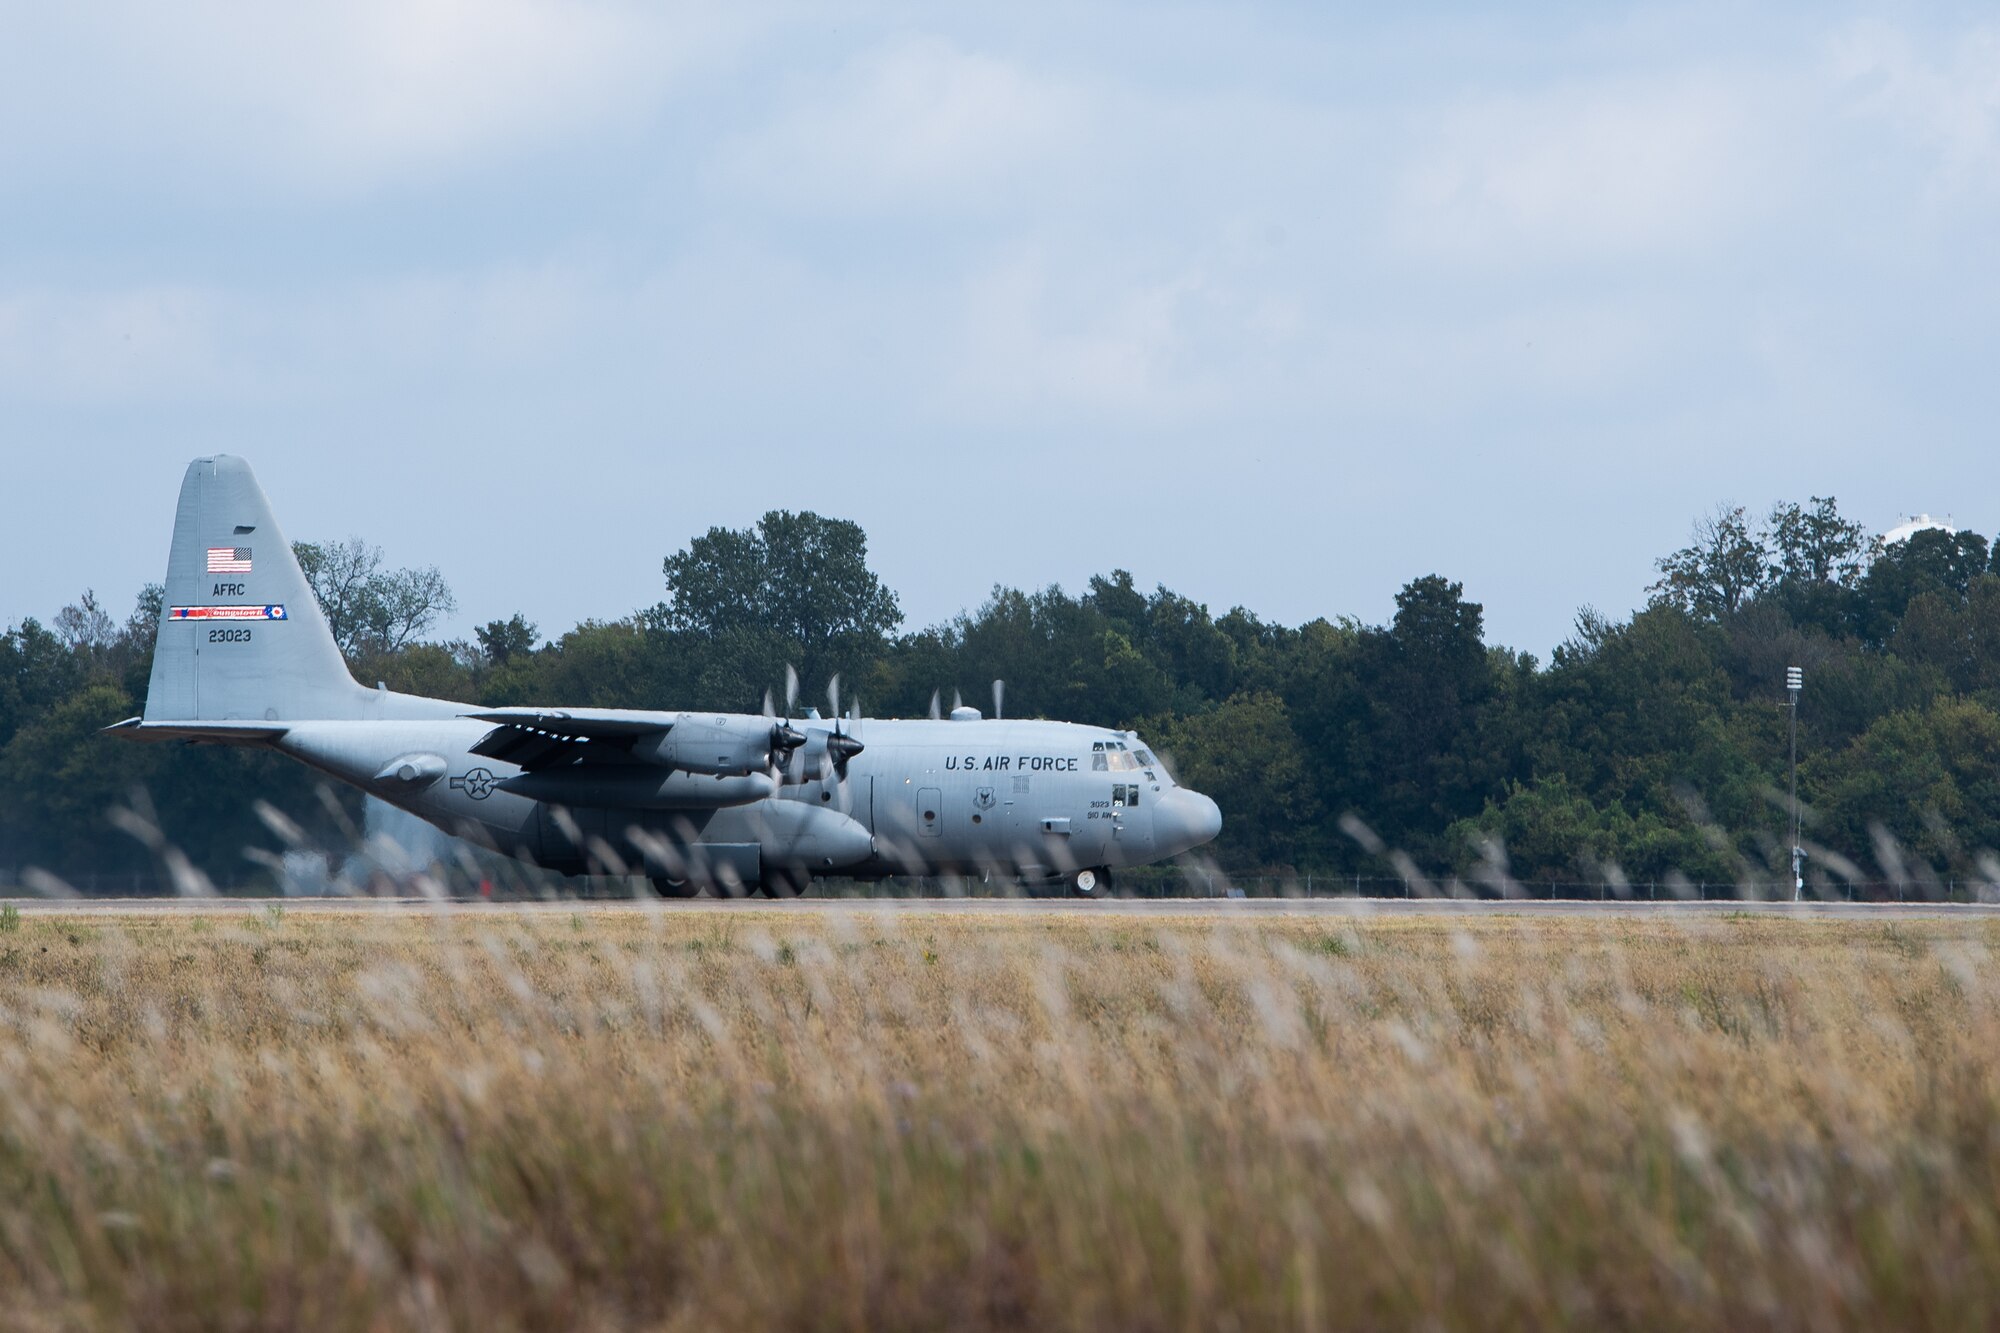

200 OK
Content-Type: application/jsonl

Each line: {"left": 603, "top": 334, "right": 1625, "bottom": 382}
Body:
{"left": 1787, "top": 667, "right": 1804, "bottom": 901}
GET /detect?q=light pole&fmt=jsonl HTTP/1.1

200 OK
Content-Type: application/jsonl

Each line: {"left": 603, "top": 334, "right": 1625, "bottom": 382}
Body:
{"left": 1787, "top": 665, "right": 1803, "bottom": 901}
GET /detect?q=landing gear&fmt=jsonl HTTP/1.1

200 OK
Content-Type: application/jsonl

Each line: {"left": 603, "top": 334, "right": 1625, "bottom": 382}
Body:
{"left": 649, "top": 876, "right": 700, "bottom": 900}
{"left": 760, "top": 866, "right": 810, "bottom": 899}
{"left": 1070, "top": 866, "right": 1111, "bottom": 899}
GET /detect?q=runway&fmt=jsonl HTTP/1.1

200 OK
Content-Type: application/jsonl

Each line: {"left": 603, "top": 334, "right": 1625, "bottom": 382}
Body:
{"left": 4, "top": 895, "right": 1997, "bottom": 920}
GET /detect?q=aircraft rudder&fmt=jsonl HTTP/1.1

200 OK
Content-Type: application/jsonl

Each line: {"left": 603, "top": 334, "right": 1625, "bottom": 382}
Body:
{"left": 142, "top": 456, "right": 364, "bottom": 723}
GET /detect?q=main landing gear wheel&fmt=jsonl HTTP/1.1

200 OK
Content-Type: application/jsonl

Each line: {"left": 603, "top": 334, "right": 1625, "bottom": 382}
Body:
{"left": 1070, "top": 867, "right": 1111, "bottom": 899}
{"left": 650, "top": 877, "right": 700, "bottom": 900}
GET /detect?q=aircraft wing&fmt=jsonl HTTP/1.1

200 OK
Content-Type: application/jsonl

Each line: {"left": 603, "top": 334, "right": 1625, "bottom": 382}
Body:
{"left": 463, "top": 707, "right": 672, "bottom": 771}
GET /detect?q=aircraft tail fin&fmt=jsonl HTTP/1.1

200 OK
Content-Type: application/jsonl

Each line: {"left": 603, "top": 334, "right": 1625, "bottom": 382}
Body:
{"left": 141, "top": 456, "right": 371, "bottom": 724}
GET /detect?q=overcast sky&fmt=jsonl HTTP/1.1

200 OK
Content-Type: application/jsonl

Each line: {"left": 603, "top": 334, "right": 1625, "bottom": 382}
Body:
{"left": 3, "top": 1, "right": 1996, "bottom": 658}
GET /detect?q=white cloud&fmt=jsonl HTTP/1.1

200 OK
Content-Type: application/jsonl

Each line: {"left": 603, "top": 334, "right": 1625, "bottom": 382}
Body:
{"left": 0, "top": 0, "right": 742, "bottom": 192}
{"left": 1394, "top": 70, "right": 1782, "bottom": 263}
{"left": 720, "top": 35, "right": 1090, "bottom": 215}
{"left": 0, "top": 260, "right": 620, "bottom": 405}
{"left": 0, "top": 286, "right": 235, "bottom": 401}
{"left": 953, "top": 253, "right": 1191, "bottom": 414}
{"left": 1830, "top": 20, "right": 2000, "bottom": 200}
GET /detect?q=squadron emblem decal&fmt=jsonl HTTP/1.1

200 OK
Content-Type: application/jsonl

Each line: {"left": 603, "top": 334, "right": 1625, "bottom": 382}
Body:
{"left": 974, "top": 786, "right": 996, "bottom": 810}
{"left": 451, "top": 767, "right": 498, "bottom": 800}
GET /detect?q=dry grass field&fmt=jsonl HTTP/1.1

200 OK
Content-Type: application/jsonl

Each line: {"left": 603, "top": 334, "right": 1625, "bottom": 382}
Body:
{"left": 2, "top": 907, "right": 1999, "bottom": 1330}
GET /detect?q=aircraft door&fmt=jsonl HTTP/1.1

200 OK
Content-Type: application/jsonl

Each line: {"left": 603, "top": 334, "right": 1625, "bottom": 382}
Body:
{"left": 917, "top": 786, "right": 943, "bottom": 837}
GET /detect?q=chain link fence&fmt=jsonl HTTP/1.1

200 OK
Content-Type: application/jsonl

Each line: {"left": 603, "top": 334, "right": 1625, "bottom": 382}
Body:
{"left": 7, "top": 863, "right": 1999, "bottom": 904}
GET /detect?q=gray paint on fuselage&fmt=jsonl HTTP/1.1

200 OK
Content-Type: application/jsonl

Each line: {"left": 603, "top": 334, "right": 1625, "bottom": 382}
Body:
{"left": 830, "top": 718, "right": 1169, "bottom": 877}
{"left": 274, "top": 714, "right": 1213, "bottom": 881}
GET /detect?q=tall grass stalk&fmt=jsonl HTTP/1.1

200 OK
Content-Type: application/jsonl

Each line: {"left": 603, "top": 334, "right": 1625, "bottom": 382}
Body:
{"left": 0, "top": 910, "right": 1997, "bottom": 1329}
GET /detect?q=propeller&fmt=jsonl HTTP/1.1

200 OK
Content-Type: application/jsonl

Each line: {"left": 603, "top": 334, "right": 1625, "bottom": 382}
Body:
{"left": 769, "top": 718, "right": 807, "bottom": 767}
{"left": 992, "top": 679, "right": 1005, "bottom": 721}
{"left": 764, "top": 674, "right": 805, "bottom": 772}
{"left": 826, "top": 726, "right": 864, "bottom": 774}
{"left": 826, "top": 674, "right": 863, "bottom": 778}
{"left": 784, "top": 663, "right": 799, "bottom": 716}
{"left": 775, "top": 673, "right": 867, "bottom": 787}
{"left": 928, "top": 689, "right": 941, "bottom": 721}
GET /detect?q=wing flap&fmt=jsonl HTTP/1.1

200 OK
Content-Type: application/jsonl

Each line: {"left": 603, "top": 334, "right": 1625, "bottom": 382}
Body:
{"left": 463, "top": 707, "right": 671, "bottom": 738}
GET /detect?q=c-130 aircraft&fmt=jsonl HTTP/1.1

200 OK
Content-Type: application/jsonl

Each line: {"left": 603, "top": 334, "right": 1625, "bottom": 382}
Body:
{"left": 109, "top": 457, "right": 1222, "bottom": 897}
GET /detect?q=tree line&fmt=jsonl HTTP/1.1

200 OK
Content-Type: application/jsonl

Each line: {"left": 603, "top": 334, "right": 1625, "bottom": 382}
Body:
{"left": 4, "top": 499, "right": 1999, "bottom": 892}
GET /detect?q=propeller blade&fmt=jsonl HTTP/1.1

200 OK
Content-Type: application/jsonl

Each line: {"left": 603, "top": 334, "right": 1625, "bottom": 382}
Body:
{"left": 952, "top": 688, "right": 963, "bottom": 713}
{"left": 761, "top": 688, "right": 774, "bottom": 719}
{"left": 928, "top": 689, "right": 941, "bottom": 721}
{"left": 992, "top": 679, "right": 1005, "bottom": 721}
{"left": 827, "top": 673, "right": 841, "bottom": 722}
{"left": 784, "top": 664, "right": 799, "bottom": 715}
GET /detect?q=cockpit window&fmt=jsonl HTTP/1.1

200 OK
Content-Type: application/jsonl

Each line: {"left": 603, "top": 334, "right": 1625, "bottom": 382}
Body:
{"left": 1091, "top": 739, "right": 1158, "bottom": 773}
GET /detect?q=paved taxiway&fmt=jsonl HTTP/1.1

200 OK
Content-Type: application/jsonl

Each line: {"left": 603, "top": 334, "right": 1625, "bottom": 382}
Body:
{"left": 3, "top": 896, "right": 1996, "bottom": 920}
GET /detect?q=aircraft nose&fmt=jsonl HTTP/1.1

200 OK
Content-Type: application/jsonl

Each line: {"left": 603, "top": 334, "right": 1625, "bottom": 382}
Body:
{"left": 1155, "top": 788, "right": 1222, "bottom": 855}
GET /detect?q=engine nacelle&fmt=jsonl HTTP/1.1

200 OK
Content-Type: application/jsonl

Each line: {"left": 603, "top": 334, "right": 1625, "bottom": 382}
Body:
{"left": 643, "top": 713, "right": 782, "bottom": 777}
{"left": 790, "top": 730, "right": 830, "bottom": 783}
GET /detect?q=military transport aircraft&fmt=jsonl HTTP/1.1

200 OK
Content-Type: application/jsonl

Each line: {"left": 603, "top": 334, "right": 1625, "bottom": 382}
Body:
{"left": 107, "top": 457, "right": 1221, "bottom": 897}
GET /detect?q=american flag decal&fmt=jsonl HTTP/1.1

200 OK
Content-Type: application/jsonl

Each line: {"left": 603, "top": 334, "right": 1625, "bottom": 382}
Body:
{"left": 206, "top": 546, "right": 252, "bottom": 573}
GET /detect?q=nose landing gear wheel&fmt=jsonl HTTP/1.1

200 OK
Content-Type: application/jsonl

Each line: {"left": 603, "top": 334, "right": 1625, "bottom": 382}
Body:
{"left": 1070, "top": 867, "right": 1111, "bottom": 898}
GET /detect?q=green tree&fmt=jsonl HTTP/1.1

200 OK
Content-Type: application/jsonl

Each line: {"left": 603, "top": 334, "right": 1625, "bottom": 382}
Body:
{"left": 475, "top": 614, "right": 539, "bottom": 666}
{"left": 294, "top": 538, "right": 457, "bottom": 660}
{"left": 657, "top": 511, "right": 900, "bottom": 698}
{"left": 1648, "top": 505, "right": 1770, "bottom": 620}
{"left": 1140, "top": 692, "right": 1318, "bottom": 871}
{"left": 1527, "top": 605, "right": 1746, "bottom": 815}
{"left": 1891, "top": 577, "right": 2000, "bottom": 700}
{"left": 1448, "top": 775, "right": 1731, "bottom": 887}
{"left": 1345, "top": 576, "right": 1503, "bottom": 858}
{"left": 1766, "top": 496, "right": 1867, "bottom": 633}
{"left": 1856, "top": 528, "right": 1993, "bottom": 644}
{"left": 948, "top": 584, "right": 1174, "bottom": 725}
{"left": 1813, "top": 695, "right": 2000, "bottom": 877}
{"left": 1768, "top": 496, "right": 1868, "bottom": 588}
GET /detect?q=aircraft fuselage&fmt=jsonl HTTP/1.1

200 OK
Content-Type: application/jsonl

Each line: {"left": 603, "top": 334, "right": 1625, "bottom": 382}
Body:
{"left": 278, "top": 715, "right": 1220, "bottom": 889}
